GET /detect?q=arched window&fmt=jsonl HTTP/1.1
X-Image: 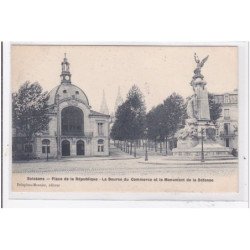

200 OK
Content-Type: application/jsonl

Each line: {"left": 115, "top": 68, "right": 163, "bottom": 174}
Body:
{"left": 98, "top": 139, "right": 104, "bottom": 152}
{"left": 42, "top": 139, "right": 50, "bottom": 154}
{"left": 61, "top": 106, "right": 84, "bottom": 135}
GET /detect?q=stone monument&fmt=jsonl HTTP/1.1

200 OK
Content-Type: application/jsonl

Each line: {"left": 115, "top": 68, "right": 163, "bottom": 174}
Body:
{"left": 172, "top": 53, "right": 233, "bottom": 160}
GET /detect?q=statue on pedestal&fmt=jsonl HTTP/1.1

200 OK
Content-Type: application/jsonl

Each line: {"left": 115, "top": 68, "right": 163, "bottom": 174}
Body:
{"left": 172, "top": 53, "right": 232, "bottom": 159}
{"left": 190, "top": 53, "right": 211, "bottom": 121}
{"left": 176, "top": 53, "right": 211, "bottom": 143}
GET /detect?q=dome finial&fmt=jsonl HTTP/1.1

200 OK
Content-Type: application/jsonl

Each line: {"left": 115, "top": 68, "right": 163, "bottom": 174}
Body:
{"left": 60, "top": 53, "right": 71, "bottom": 84}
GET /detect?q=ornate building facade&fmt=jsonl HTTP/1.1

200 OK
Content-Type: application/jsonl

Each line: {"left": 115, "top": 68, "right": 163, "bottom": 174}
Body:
{"left": 214, "top": 89, "right": 238, "bottom": 150}
{"left": 13, "top": 55, "right": 110, "bottom": 159}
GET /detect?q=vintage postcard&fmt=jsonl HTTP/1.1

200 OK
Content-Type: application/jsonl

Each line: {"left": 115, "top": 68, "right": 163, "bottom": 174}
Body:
{"left": 1, "top": 43, "right": 248, "bottom": 205}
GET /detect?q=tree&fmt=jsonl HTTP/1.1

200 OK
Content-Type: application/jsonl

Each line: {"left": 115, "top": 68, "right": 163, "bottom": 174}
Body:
{"left": 146, "top": 104, "right": 166, "bottom": 138}
{"left": 208, "top": 93, "right": 222, "bottom": 124}
{"left": 126, "top": 85, "right": 146, "bottom": 141}
{"left": 12, "top": 82, "right": 50, "bottom": 159}
{"left": 110, "top": 100, "right": 131, "bottom": 142}
{"left": 162, "top": 93, "right": 186, "bottom": 154}
{"left": 110, "top": 85, "right": 146, "bottom": 155}
{"left": 146, "top": 93, "right": 186, "bottom": 155}
{"left": 146, "top": 104, "right": 166, "bottom": 152}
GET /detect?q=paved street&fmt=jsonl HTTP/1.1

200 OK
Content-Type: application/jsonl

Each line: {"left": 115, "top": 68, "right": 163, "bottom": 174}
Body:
{"left": 13, "top": 145, "right": 237, "bottom": 175}
{"left": 12, "top": 145, "right": 238, "bottom": 193}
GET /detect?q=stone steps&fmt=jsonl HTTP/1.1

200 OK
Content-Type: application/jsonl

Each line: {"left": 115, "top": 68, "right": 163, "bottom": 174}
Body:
{"left": 165, "top": 155, "right": 236, "bottom": 161}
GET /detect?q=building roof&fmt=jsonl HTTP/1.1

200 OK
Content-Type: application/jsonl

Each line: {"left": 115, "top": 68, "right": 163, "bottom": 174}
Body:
{"left": 48, "top": 55, "right": 90, "bottom": 107}
{"left": 89, "top": 110, "right": 110, "bottom": 118}
{"left": 214, "top": 89, "right": 238, "bottom": 96}
{"left": 48, "top": 83, "right": 90, "bottom": 106}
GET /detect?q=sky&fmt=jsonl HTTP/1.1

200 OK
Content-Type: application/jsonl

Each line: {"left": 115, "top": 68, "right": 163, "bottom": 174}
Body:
{"left": 11, "top": 45, "right": 238, "bottom": 113}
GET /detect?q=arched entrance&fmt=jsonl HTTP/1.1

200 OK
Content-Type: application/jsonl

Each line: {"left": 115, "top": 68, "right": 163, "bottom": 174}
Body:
{"left": 61, "top": 106, "right": 84, "bottom": 136}
{"left": 62, "top": 140, "right": 70, "bottom": 156}
{"left": 77, "top": 140, "right": 85, "bottom": 155}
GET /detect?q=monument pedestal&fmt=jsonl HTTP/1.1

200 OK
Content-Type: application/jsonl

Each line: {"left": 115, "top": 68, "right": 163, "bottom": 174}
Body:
{"left": 172, "top": 53, "right": 236, "bottom": 161}
{"left": 172, "top": 140, "right": 233, "bottom": 161}
{"left": 173, "top": 121, "right": 234, "bottom": 161}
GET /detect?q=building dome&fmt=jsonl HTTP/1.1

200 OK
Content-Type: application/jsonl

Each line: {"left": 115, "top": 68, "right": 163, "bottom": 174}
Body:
{"left": 48, "top": 83, "right": 90, "bottom": 106}
{"left": 48, "top": 54, "right": 90, "bottom": 107}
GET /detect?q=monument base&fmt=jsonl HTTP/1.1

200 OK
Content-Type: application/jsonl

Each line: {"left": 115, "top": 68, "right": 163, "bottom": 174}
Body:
{"left": 175, "top": 137, "right": 199, "bottom": 149}
{"left": 172, "top": 141, "right": 234, "bottom": 161}
{"left": 173, "top": 118, "right": 235, "bottom": 161}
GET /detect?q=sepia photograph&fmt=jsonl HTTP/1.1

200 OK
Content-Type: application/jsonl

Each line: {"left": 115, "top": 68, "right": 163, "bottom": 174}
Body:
{"left": 1, "top": 2, "right": 250, "bottom": 250}
{"left": 8, "top": 44, "right": 245, "bottom": 196}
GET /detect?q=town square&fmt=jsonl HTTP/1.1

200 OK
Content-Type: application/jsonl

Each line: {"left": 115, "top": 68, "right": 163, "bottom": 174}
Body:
{"left": 11, "top": 45, "right": 239, "bottom": 193}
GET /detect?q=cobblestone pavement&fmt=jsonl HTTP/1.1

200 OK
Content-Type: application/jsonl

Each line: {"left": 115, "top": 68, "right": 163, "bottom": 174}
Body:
{"left": 12, "top": 148, "right": 237, "bottom": 175}
{"left": 13, "top": 150, "right": 237, "bottom": 176}
{"left": 12, "top": 146, "right": 238, "bottom": 193}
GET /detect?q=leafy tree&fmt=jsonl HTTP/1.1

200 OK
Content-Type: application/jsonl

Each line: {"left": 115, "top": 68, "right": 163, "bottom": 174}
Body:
{"left": 12, "top": 82, "right": 50, "bottom": 158}
{"left": 126, "top": 85, "right": 146, "bottom": 140}
{"left": 146, "top": 93, "right": 186, "bottom": 154}
{"left": 208, "top": 93, "right": 222, "bottom": 124}
{"left": 110, "top": 100, "right": 131, "bottom": 141}
{"left": 146, "top": 104, "right": 165, "bottom": 141}
{"left": 110, "top": 85, "right": 146, "bottom": 155}
{"left": 162, "top": 93, "right": 186, "bottom": 154}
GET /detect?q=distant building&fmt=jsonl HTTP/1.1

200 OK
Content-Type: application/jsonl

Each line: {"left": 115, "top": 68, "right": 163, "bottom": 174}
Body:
{"left": 110, "top": 86, "right": 124, "bottom": 128}
{"left": 214, "top": 89, "right": 238, "bottom": 150}
{"left": 13, "top": 55, "right": 110, "bottom": 160}
{"left": 99, "top": 90, "right": 109, "bottom": 115}
{"left": 114, "top": 86, "right": 123, "bottom": 114}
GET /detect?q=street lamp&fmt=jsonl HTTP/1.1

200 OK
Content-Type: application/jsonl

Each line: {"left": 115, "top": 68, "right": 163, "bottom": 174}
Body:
{"left": 46, "top": 141, "right": 49, "bottom": 161}
{"left": 201, "top": 128, "right": 205, "bottom": 162}
{"left": 133, "top": 138, "right": 137, "bottom": 158}
{"left": 145, "top": 127, "right": 148, "bottom": 161}
{"left": 159, "top": 122, "right": 162, "bottom": 153}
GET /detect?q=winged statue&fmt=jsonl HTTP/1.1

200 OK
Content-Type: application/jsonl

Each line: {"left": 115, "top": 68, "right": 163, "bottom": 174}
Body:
{"left": 193, "top": 53, "right": 209, "bottom": 79}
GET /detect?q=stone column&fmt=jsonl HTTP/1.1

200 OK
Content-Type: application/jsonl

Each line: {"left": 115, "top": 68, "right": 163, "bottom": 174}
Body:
{"left": 71, "top": 138, "right": 77, "bottom": 156}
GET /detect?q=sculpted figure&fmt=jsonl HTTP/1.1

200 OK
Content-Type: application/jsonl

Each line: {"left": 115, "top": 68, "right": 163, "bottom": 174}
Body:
{"left": 187, "top": 95, "right": 198, "bottom": 119}
{"left": 193, "top": 53, "right": 209, "bottom": 79}
{"left": 176, "top": 124, "right": 198, "bottom": 140}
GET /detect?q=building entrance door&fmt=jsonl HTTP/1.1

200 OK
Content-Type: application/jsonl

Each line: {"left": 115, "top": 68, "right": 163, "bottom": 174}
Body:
{"left": 77, "top": 140, "right": 85, "bottom": 155}
{"left": 62, "top": 140, "right": 70, "bottom": 156}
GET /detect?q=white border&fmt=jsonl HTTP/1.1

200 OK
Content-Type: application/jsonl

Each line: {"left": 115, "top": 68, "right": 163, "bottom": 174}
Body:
{"left": 2, "top": 42, "right": 249, "bottom": 207}
{"left": 0, "top": 42, "right": 2, "bottom": 208}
